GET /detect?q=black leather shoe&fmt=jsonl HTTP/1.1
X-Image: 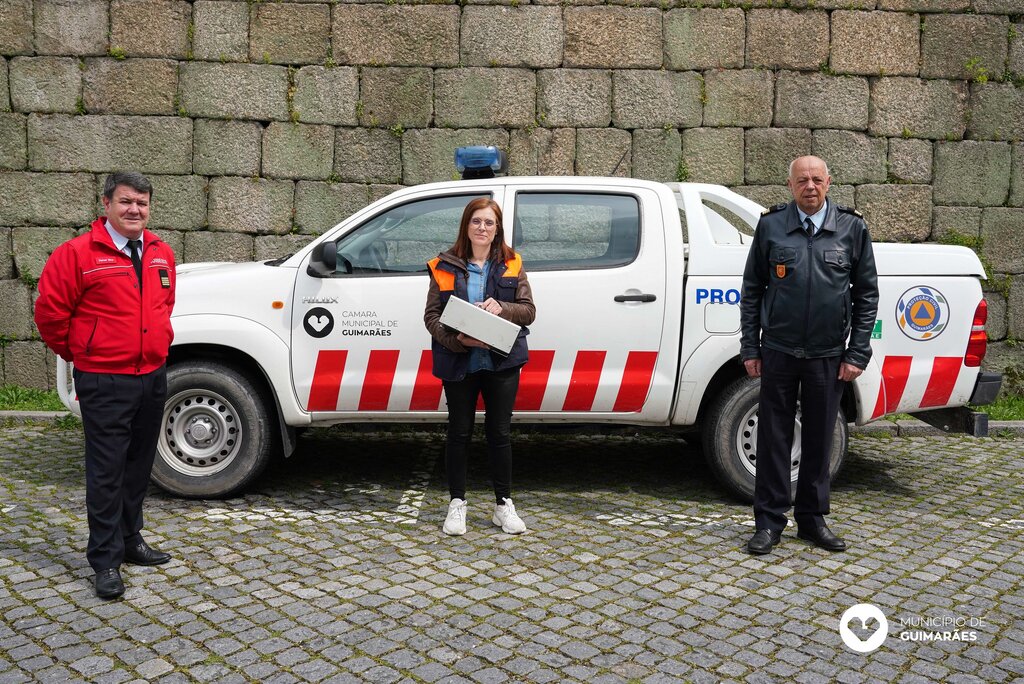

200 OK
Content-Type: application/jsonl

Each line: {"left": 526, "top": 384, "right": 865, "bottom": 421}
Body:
{"left": 746, "top": 529, "right": 783, "bottom": 555}
{"left": 94, "top": 568, "right": 125, "bottom": 599}
{"left": 123, "top": 540, "right": 171, "bottom": 566}
{"left": 798, "top": 525, "right": 847, "bottom": 551}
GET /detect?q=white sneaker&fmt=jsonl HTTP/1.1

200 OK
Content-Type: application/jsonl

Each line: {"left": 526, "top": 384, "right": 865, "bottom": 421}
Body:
{"left": 492, "top": 497, "right": 527, "bottom": 534}
{"left": 443, "top": 498, "right": 467, "bottom": 536}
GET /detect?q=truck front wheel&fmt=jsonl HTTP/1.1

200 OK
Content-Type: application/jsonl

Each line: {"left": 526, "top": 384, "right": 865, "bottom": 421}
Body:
{"left": 702, "top": 376, "right": 847, "bottom": 503}
{"left": 151, "top": 361, "right": 275, "bottom": 498}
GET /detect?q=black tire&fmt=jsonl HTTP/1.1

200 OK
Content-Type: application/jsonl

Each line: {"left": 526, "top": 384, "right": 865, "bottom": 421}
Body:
{"left": 701, "top": 376, "right": 847, "bottom": 503}
{"left": 151, "top": 360, "right": 275, "bottom": 498}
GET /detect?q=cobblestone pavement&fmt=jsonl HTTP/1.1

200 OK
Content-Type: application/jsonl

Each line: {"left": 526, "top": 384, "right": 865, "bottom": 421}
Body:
{"left": 1, "top": 424, "right": 1022, "bottom": 684}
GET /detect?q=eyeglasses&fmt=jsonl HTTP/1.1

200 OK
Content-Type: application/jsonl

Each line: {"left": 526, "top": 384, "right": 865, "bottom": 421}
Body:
{"left": 470, "top": 218, "right": 496, "bottom": 229}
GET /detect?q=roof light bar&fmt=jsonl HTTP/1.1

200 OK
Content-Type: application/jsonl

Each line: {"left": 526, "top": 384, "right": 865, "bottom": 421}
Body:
{"left": 455, "top": 146, "right": 508, "bottom": 180}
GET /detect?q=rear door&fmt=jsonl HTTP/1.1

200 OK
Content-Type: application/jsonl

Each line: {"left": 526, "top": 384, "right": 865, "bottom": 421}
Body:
{"left": 506, "top": 185, "right": 674, "bottom": 423}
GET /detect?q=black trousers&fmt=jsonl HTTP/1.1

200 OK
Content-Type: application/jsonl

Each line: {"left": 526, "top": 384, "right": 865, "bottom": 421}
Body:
{"left": 74, "top": 366, "right": 167, "bottom": 572}
{"left": 442, "top": 367, "right": 520, "bottom": 505}
{"left": 754, "top": 348, "right": 844, "bottom": 532}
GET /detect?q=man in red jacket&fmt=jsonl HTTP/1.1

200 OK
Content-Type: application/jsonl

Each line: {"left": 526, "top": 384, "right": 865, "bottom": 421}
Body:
{"left": 35, "top": 172, "right": 176, "bottom": 600}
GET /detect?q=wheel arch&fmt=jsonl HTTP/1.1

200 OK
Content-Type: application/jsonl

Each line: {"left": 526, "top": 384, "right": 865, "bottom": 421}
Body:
{"left": 169, "top": 315, "right": 309, "bottom": 425}
{"left": 692, "top": 354, "right": 747, "bottom": 428}
{"left": 168, "top": 343, "right": 299, "bottom": 457}
{"left": 687, "top": 353, "right": 859, "bottom": 430}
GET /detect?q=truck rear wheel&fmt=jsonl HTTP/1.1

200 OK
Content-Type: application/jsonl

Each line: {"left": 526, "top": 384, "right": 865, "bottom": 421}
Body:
{"left": 151, "top": 361, "right": 275, "bottom": 498}
{"left": 702, "top": 376, "right": 847, "bottom": 503}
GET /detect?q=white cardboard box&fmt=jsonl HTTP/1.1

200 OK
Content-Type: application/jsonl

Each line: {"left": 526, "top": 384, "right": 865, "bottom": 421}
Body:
{"left": 439, "top": 296, "right": 521, "bottom": 355}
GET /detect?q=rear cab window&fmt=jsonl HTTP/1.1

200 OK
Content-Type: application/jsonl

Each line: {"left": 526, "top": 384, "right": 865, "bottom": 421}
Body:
{"left": 511, "top": 192, "right": 641, "bottom": 271}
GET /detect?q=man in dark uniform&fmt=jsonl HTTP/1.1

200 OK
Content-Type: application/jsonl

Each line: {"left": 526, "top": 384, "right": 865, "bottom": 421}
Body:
{"left": 740, "top": 156, "right": 878, "bottom": 555}
{"left": 35, "top": 172, "right": 176, "bottom": 598}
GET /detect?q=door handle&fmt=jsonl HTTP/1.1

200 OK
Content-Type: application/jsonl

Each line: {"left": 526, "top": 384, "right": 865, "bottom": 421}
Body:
{"left": 614, "top": 294, "right": 657, "bottom": 303}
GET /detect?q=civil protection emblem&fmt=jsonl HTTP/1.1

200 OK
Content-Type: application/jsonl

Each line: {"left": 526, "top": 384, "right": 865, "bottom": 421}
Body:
{"left": 896, "top": 286, "right": 948, "bottom": 341}
{"left": 776, "top": 264, "right": 786, "bottom": 278}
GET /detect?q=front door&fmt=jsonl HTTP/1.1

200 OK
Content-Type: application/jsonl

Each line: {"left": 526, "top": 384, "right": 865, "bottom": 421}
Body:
{"left": 291, "top": 190, "right": 494, "bottom": 417}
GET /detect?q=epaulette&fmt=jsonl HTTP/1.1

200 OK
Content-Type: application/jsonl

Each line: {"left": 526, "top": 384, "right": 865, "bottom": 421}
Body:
{"left": 760, "top": 203, "right": 787, "bottom": 216}
{"left": 837, "top": 205, "right": 863, "bottom": 219}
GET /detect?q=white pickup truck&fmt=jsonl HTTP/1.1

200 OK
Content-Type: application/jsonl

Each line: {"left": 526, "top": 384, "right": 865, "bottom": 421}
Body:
{"left": 57, "top": 161, "right": 1003, "bottom": 501}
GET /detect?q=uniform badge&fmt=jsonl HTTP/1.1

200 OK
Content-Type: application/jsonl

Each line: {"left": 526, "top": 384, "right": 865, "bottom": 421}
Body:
{"left": 158, "top": 268, "right": 170, "bottom": 288}
{"left": 776, "top": 264, "right": 786, "bottom": 278}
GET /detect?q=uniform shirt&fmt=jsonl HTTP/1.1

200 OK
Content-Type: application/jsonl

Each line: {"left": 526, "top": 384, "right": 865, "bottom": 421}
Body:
{"left": 105, "top": 220, "right": 142, "bottom": 258}
{"left": 466, "top": 260, "right": 494, "bottom": 373}
{"left": 797, "top": 200, "right": 828, "bottom": 236}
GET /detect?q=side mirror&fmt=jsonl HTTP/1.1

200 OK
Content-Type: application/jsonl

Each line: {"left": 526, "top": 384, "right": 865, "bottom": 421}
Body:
{"left": 322, "top": 241, "right": 337, "bottom": 271}
{"left": 307, "top": 240, "right": 339, "bottom": 277}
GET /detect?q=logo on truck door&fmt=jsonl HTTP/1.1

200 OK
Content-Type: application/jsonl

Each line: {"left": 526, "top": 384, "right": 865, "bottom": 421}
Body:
{"left": 303, "top": 307, "right": 335, "bottom": 338}
{"left": 896, "top": 286, "right": 948, "bottom": 341}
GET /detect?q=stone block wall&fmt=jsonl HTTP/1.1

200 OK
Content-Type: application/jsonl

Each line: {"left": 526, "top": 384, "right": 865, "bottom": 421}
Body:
{"left": 0, "top": 0, "right": 1022, "bottom": 390}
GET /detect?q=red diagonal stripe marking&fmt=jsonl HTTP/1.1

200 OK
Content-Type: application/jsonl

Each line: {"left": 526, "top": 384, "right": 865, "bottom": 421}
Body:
{"left": 920, "top": 357, "right": 962, "bottom": 408}
{"left": 359, "top": 350, "right": 400, "bottom": 411}
{"left": 871, "top": 355, "right": 913, "bottom": 419}
{"left": 562, "top": 351, "right": 606, "bottom": 411}
{"left": 515, "top": 350, "right": 555, "bottom": 411}
{"left": 409, "top": 350, "right": 443, "bottom": 411}
{"left": 613, "top": 351, "right": 658, "bottom": 412}
{"left": 308, "top": 350, "right": 347, "bottom": 411}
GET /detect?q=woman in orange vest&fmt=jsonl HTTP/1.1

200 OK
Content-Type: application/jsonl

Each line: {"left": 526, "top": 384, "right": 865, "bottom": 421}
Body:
{"left": 424, "top": 197, "right": 536, "bottom": 536}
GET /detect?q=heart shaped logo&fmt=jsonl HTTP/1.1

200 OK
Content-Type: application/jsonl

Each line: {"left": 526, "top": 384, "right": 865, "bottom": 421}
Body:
{"left": 302, "top": 307, "right": 334, "bottom": 338}
{"left": 839, "top": 603, "right": 888, "bottom": 653}
{"left": 308, "top": 315, "right": 329, "bottom": 332}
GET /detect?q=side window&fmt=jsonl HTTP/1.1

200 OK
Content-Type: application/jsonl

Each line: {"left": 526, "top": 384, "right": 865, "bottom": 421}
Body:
{"left": 512, "top": 193, "right": 640, "bottom": 271}
{"left": 334, "top": 193, "right": 489, "bottom": 275}
{"left": 701, "top": 199, "right": 756, "bottom": 245}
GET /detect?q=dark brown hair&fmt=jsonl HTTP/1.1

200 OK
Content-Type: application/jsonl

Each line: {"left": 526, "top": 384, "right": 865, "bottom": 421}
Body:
{"left": 103, "top": 171, "right": 153, "bottom": 200}
{"left": 450, "top": 197, "right": 515, "bottom": 262}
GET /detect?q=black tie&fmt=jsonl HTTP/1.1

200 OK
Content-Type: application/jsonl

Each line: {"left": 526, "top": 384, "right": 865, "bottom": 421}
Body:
{"left": 127, "top": 239, "right": 143, "bottom": 286}
{"left": 804, "top": 217, "right": 815, "bottom": 238}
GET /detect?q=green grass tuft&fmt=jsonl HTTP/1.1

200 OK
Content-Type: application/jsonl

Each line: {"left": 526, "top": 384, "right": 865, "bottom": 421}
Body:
{"left": 0, "top": 386, "right": 67, "bottom": 412}
{"left": 974, "top": 394, "right": 1024, "bottom": 421}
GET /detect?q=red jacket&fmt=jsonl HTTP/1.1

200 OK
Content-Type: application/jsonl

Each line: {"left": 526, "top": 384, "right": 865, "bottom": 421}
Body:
{"left": 35, "top": 218, "right": 176, "bottom": 374}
